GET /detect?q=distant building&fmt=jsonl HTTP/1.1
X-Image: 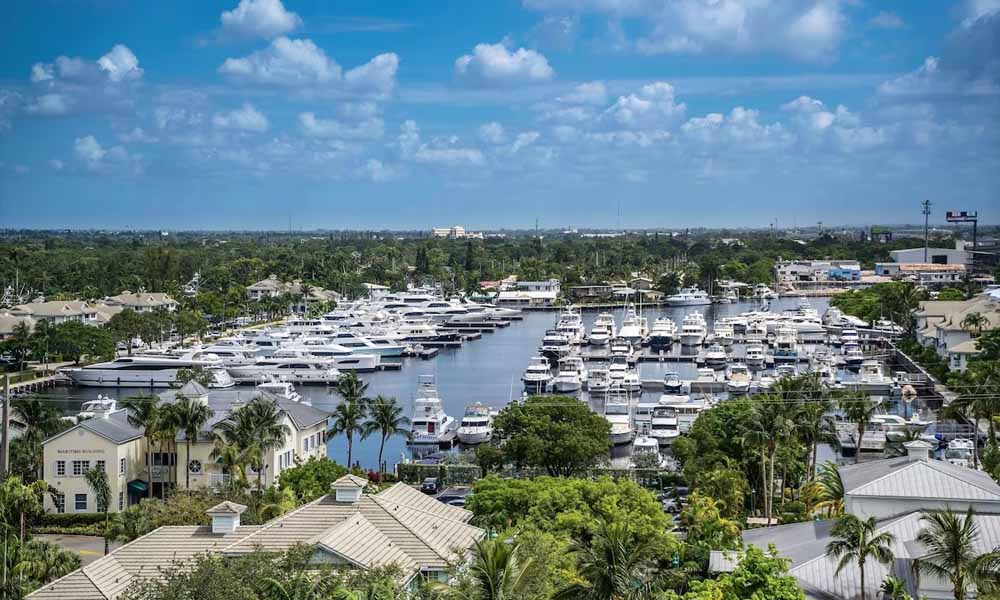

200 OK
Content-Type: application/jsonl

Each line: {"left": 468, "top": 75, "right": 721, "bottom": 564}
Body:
{"left": 890, "top": 240, "right": 972, "bottom": 266}
{"left": 497, "top": 279, "right": 561, "bottom": 307}
{"left": 247, "top": 275, "right": 341, "bottom": 312}
{"left": 775, "top": 260, "right": 861, "bottom": 283}
{"left": 105, "top": 291, "right": 178, "bottom": 313}
{"left": 914, "top": 293, "right": 999, "bottom": 370}
{"left": 0, "top": 311, "right": 35, "bottom": 340}
{"left": 875, "top": 262, "right": 966, "bottom": 286}
{"left": 431, "top": 225, "right": 483, "bottom": 240}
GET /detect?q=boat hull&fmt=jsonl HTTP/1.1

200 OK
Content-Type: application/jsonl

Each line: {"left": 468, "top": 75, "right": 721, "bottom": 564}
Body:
{"left": 67, "top": 368, "right": 235, "bottom": 388}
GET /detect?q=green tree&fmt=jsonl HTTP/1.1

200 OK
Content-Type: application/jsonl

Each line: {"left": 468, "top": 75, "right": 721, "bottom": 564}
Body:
{"left": 880, "top": 575, "right": 913, "bottom": 600}
{"left": 84, "top": 466, "right": 112, "bottom": 555}
{"left": 839, "top": 391, "right": 879, "bottom": 464}
{"left": 361, "top": 395, "right": 410, "bottom": 474}
{"left": 175, "top": 309, "right": 209, "bottom": 340}
{"left": 680, "top": 494, "right": 741, "bottom": 554}
{"left": 802, "top": 461, "right": 845, "bottom": 517}
{"left": 553, "top": 519, "right": 658, "bottom": 600}
{"left": 108, "top": 309, "right": 144, "bottom": 355}
{"left": 913, "top": 508, "right": 1000, "bottom": 600}
{"left": 960, "top": 312, "right": 990, "bottom": 338}
{"left": 329, "top": 400, "right": 369, "bottom": 469}
{"left": 664, "top": 545, "right": 804, "bottom": 600}
{"left": 213, "top": 397, "right": 290, "bottom": 492}
{"left": 108, "top": 505, "right": 153, "bottom": 544}
{"left": 277, "top": 458, "right": 348, "bottom": 503}
{"left": 2, "top": 321, "right": 33, "bottom": 371}
{"left": 826, "top": 514, "right": 896, "bottom": 600}
{"left": 0, "top": 476, "right": 48, "bottom": 543}
{"left": 434, "top": 537, "right": 534, "bottom": 600}
{"left": 492, "top": 395, "right": 611, "bottom": 477}
{"left": 171, "top": 394, "right": 212, "bottom": 489}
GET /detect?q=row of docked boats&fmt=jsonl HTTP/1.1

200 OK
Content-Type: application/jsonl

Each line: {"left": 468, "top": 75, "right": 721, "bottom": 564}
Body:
{"left": 64, "top": 290, "right": 522, "bottom": 388}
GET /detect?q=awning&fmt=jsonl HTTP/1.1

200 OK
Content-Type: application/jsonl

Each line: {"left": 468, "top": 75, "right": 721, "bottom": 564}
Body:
{"left": 127, "top": 479, "right": 148, "bottom": 494}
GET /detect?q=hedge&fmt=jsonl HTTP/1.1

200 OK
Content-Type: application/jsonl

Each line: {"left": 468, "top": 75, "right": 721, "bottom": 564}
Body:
{"left": 32, "top": 525, "right": 104, "bottom": 536}
{"left": 35, "top": 513, "right": 106, "bottom": 527}
{"left": 396, "top": 464, "right": 482, "bottom": 485}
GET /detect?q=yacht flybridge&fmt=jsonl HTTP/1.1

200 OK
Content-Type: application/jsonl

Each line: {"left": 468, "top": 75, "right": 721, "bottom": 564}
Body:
{"left": 408, "top": 376, "right": 457, "bottom": 446}
{"left": 66, "top": 352, "right": 235, "bottom": 388}
{"left": 648, "top": 317, "right": 676, "bottom": 352}
{"left": 456, "top": 403, "right": 495, "bottom": 445}
{"left": 522, "top": 356, "right": 553, "bottom": 393}
{"left": 679, "top": 312, "right": 707, "bottom": 346}
{"left": 665, "top": 287, "right": 712, "bottom": 306}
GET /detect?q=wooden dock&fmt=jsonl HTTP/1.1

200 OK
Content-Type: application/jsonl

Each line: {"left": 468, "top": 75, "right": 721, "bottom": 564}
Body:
{"left": 6, "top": 372, "right": 69, "bottom": 395}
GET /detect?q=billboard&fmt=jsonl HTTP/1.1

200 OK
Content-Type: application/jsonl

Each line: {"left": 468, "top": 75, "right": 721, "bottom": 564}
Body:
{"left": 946, "top": 211, "right": 978, "bottom": 222}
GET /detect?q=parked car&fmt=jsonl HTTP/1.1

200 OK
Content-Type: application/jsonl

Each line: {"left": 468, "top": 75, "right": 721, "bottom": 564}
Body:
{"left": 421, "top": 477, "right": 440, "bottom": 494}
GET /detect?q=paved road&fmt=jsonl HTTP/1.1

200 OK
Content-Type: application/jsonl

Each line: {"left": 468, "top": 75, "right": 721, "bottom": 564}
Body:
{"left": 34, "top": 534, "right": 122, "bottom": 565}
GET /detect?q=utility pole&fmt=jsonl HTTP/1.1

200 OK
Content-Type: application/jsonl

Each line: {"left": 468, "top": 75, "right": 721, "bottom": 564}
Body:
{"left": 1, "top": 375, "right": 9, "bottom": 477}
{"left": 922, "top": 199, "right": 932, "bottom": 262}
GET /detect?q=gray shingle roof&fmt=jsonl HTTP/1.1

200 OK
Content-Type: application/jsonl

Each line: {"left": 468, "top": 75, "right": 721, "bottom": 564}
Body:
{"left": 840, "top": 457, "right": 1000, "bottom": 502}
{"left": 45, "top": 410, "right": 144, "bottom": 445}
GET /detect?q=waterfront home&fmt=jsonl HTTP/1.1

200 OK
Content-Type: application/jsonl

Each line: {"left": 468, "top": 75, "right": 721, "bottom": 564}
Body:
{"left": 0, "top": 310, "right": 35, "bottom": 339}
{"left": 105, "top": 291, "right": 178, "bottom": 313}
{"left": 914, "top": 293, "right": 998, "bottom": 369}
{"left": 27, "top": 475, "right": 484, "bottom": 598}
{"left": 40, "top": 381, "right": 330, "bottom": 514}
{"left": 247, "top": 274, "right": 341, "bottom": 313}
{"left": 497, "top": 278, "right": 561, "bottom": 307}
{"left": 775, "top": 260, "right": 861, "bottom": 283}
{"left": 11, "top": 299, "right": 104, "bottom": 325}
{"left": 711, "top": 442, "right": 1000, "bottom": 600}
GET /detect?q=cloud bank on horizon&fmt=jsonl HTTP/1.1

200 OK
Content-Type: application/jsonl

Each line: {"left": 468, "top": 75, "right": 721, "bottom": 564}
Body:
{"left": 0, "top": 0, "right": 998, "bottom": 229}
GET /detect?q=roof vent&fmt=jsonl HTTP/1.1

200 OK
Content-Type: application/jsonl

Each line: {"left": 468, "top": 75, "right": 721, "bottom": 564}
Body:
{"left": 903, "top": 440, "right": 933, "bottom": 461}
{"left": 331, "top": 474, "right": 368, "bottom": 503}
{"left": 206, "top": 501, "right": 247, "bottom": 535}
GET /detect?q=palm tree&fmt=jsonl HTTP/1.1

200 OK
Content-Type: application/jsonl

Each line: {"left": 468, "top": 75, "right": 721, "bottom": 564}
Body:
{"left": 913, "top": 508, "right": 999, "bottom": 600}
{"left": 259, "top": 571, "right": 342, "bottom": 600}
{"left": 434, "top": 537, "right": 533, "bottom": 600}
{"left": 960, "top": 312, "right": 990, "bottom": 338}
{"left": 839, "top": 391, "right": 879, "bottom": 464}
{"left": 795, "top": 396, "right": 840, "bottom": 478}
{"left": 210, "top": 437, "right": 250, "bottom": 490}
{"left": 826, "top": 514, "right": 896, "bottom": 600}
{"left": 880, "top": 575, "right": 912, "bottom": 600}
{"left": 743, "top": 395, "right": 793, "bottom": 524}
{"left": 803, "top": 461, "right": 845, "bottom": 517}
{"left": 10, "top": 541, "right": 80, "bottom": 584}
{"left": 330, "top": 400, "right": 368, "bottom": 469}
{"left": 171, "top": 394, "right": 212, "bottom": 489}
{"left": 152, "top": 405, "right": 178, "bottom": 498}
{"left": 554, "top": 519, "right": 657, "bottom": 600}
{"left": 362, "top": 395, "right": 410, "bottom": 473}
{"left": 108, "top": 506, "right": 151, "bottom": 544}
{"left": 84, "top": 466, "right": 111, "bottom": 555}
{"left": 334, "top": 371, "right": 370, "bottom": 404}
{"left": 120, "top": 395, "right": 160, "bottom": 500}
{"left": 214, "top": 397, "right": 290, "bottom": 491}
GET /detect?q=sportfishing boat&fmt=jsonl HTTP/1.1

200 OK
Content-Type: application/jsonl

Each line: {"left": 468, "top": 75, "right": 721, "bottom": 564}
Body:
{"left": 551, "top": 356, "right": 586, "bottom": 393}
{"left": 773, "top": 326, "right": 799, "bottom": 362}
{"left": 522, "top": 356, "right": 553, "bottom": 393}
{"left": 255, "top": 378, "right": 303, "bottom": 403}
{"left": 713, "top": 323, "right": 735, "bottom": 346}
{"left": 589, "top": 313, "right": 616, "bottom": 346}
{"left": 618, "top": 305, "right": 644, "bottom": 344}
{"left": 540, "top": 330, "right": 572, "bottom": 360}
{"left": 456, "top": 403, "right": 495, "bottom": 445}
{"left": 665, "top": 287, "right": 712, "bottom": 306}
{"left": 408, "top": 376, "right": 457, "bottom": 445}
{"left": 774, "top": 364, "right": 797, "bottom": 379}
{"left": 66, "top": 352, "right": 235, "bottom": 388}
{"left": 726, "top": 363, "right": 751, "bottom": 395}
{"left": 744, "top": 343, "right": 766, "bottom": 368}
{"left": 77, "top": 395, "right": 117, "bottom": 420}
{"left": 609, "top": 337, "right": 634, "bottom": 359}
{"left": 649, "top": 404, "right": 681, "bottom": 446}
{"left": 556, "top": 306, "right": 586, "bottom": 345}
{"left": 663, "top": 371, "right": 683, "bottom": 394}
{"left": 679, "top": 312, "right": 707, "bottom": 346}
{"left": 604, "top": 399, "right": 634, "bottom": 446}
{"left": 648, "top": 317, "right": 676, "bottom": 352}
{"left": 843, "top": 343, "right": 865, "bottom": 367}
{"left": 753, "top": 284, "right": 778, "bottom": 299}
{"left": 587, "top": 368, "right": 611, "bottom": 393}
{"left": 703, "top": 344, "right": 728, "bottom": 368}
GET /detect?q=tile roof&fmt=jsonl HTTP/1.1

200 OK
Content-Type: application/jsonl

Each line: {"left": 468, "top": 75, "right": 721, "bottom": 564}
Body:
{"left": 206, "top": 501, "right": 247, "bottom": 515}
{"left": 311, "top": 513, "right": 418, "bottom": 572}
{"left": 333, "top": 474, "right": 369, "bottom": 488}
{"left": 45, "top": 410, "right": 144, "bottom": 445}
{"left": 377, "top": 482, "right": 473, "bottom": 524}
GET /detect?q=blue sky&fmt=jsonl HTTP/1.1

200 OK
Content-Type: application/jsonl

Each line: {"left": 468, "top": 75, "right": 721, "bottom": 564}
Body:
{"left": 0, "top": 0, "right": 997, "bottom": 230}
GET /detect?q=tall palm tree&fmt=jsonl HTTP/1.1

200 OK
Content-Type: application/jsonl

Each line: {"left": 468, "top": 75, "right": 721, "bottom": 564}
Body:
{"left": 334, "top": 371, "right": 370, "bottom": 404}
{"left": 960, "top": 312, "right": 990, "bottom": 338}
{"left": 171, "top": 394, "right": 212, "bottom": 489}
{"left": 913, "top": 508, "right": 999, "bottom": 600}
{"left": 215, "top": 397, "right": 290, "bottom": 491}
{"left": 554, "top": 519, "right": 657, "bottom": 600}
{"left": 153, "top": 404, "right": 178, "bottom": 498}
{"left": 434, "top": 537, "right": 533, "bottom": 600}
{"left": 839, "top": 391, "right": 879, "bottom": 464}
{"left": 826, "top": 514, "right": 896, "bottom": 600}
{"left": 743, "top": 394, "right": 793, "bottom": 524}
{"left": 108, "top": 507, "right": 151, "bottom": 544}
{"left": 84, "top": 467, "right": 111, "bottom": 555}
{"left": 362, "top": 395, "right": 410, "bottom": 473}
{"left": 803, "top": 461, "right": 845, "bottom": 517}
{"left": 10, "top": 541, "right": 80, "bottom": 584}
{"left": 210, "top": 437, "right": 250, "bottom": 490}
{"left": 795, "top": 396, "right": 840, "bottom": 478}
{"left": 120, "top": 395, "right": 160, "bottom": 500}
{"left": 330, "top": 400, "right": 368, "bottom": 469}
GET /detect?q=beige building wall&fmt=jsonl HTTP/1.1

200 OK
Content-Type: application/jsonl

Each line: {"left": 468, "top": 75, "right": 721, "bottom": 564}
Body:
{"left": 43, "top": 429, "right": 142, "bottom": 514}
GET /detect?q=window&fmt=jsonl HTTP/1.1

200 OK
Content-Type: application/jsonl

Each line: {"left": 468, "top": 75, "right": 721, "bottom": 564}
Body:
{"left": 55, "top": 494, "right": 65, "bottom": 514}
{"left": 303, "top": 437, "right": 309, "bottom": 452}
{"left": 74, "top": 494, "right": 87, "bottom": 511}
{"left": 56, "top": 461, "right": 66, "bottom": 476}
{"left": 72, "top": 460, "right": 89, "bottom": 476}
{"left": 96, "top": 460, "right": 106, "bottom": 473}
{"left": 118, "top": 492, "right": 124, "bottom": 511}
{"left": 119, "top": 458, "right": 126, "bottom": 475}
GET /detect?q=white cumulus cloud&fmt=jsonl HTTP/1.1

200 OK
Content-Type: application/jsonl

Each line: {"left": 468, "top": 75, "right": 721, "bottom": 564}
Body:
{"left": 455, "top": 41, "right": 555, "bottom": 86}
{"left": 298, "top": 112, "right": 384, "bottom": 139}
{"left": 604, "top": 82, "right": 686, "bottom": 127}
{"left": 97, "top": 44, "right": 143, "bottom": 82}
{"left": 220, "top": 0, "right": 302, "bottom": 39}
{"left": 212, "top": 102, "right": 270, "bottom": 132}
{"left": 219, "top": 37, "right": 340, "bottom": 85}
{"left": 479, "top": 122, "right": 507, "bottom": 144}
{"left": 25, "top": 93, "right": 72, "bottom": 116}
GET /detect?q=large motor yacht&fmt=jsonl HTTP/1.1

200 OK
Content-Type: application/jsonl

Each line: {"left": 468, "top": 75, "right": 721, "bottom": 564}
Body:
{"left": 604, "top": 399, "right": 634, "bottom": 446}
{"left": 555, "top": 306, "right": 586, "bottom": 345}
{"left": 539, "top": 330, "right": 572, "bottom": 360}
{"left": 649, "top": 404, "right": 681, "bottom": 446}
{"left": 679, "top": 312, "right": 707, "bottom": 346}
{"left": 744, "top": 343, "right": 766, "bottom": 368}
{"left": 587, "top": 368, "right": 611, "bottom": 393}
{"left": 665, "top": 287, "right": 712, "bottom": 306}
{"left": 227, "top": 354, "right": 342, "bottom": 384}
{"left": 456, "top": 403, "right": 495, "bottom": 445}
{"left": 703, "top": 343, "right": 728, "bottom": 367}
{"left": 66, "top": 352, "right": 235, "bottom": 388}
{"left": 280, "top": 340, "right": 380, "bottom": 371}
{"left": 408, "top": 376, "right": 457, "bottom": 445}
{"left": 325, "top": 331, "right": 406, "bottom": 358}
{"left": 551, "top": 356, "right": 586, "bottom": 393}
{"left": 522, "top": 356, "right": 553, "bottom": 393}
{"left": 773, "top": 326, "right": 799, "bottom": 362}
{"left": 618, "top": 305, "right": 644, "bottom": 344}
{"left": 648, "top": 317, "right": 676, "bottom": 352}
{"left": 589, "top": 312, "right": 616, "bottom": 347}
{"left": 726, "top": 363, "right": 752, "bottom": 395}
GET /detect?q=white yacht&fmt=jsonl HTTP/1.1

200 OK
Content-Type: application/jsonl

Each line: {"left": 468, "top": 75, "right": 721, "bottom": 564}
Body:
{"left": 648, "top": 317, "right": 676, "bottom": 352}
{"left": 608, "top": 357, "right": 641, "bottom": 393}
{"left": 773, "top": 326, "right": 799, "bottom": 362}
{"left": 77, "top": 395, "right": 117, "bottom": 420}
{"left": 679, "top": 312, "right": 707, "bottom": 346}
{"left": 587, "top": 368, "right": 611, "bottom": 393}
{"left": 551, "top": 356, "right": 586, "bottom": 393}
{"left": 279, "top": 342, "right": 380, "bottom": 372}
{"left": 859, "top": 360, "right": 893, "bottom": 386}
{"left": 703, "top": 343, "right": 728, "bottom": 367}
{"left": 944, "top": 439, "right": 974, "bottom": 468}
{"left": 604, "top": 399, "right": 634, "bottom": 446}
{"left": 753, "top": 284, "right": 779, "bottom": 299}
{"left": 649, "top": 404, "right": 681, "bottom": 446}
{"left": 618, "top": 306, "right": 644, "bottom": 344}
{"left": 663, "top": 371, "right": 684, "bottom": 394}
{"left": 746, "top": 321, "right": 768, "bottom": 345}
{"left": 843, "top": 343, "right": 865, "bottom": 367}
{"left": 408, "top": 376, "right": 457, "bottom": 445}
{"left": 522, "top": 356, "right": 553, "bottom": 394}
{"left": 227, "top": 355, "right": 342, "bottom": 384}
{"left": 589, "top": 314, "right": 615, "bottom": 346}
{"left": 539, "top": 330, "right": 572, "bottom": 359}
{"left": 395, "top": 318, "right": 461, "bottom": 344}
{"left": 665, "top": 287, "right": 712, "bottom": 306}
{"left": 555, "top": 306, "right": 586, "bottom": 345}
{"left": 841, "top": 329, "right": 861, "bottom": 346}
{"left": 726, "top": 363, "right": 751, "bottom": 395}
{"left": 609, "top": 337, "right": 634, "bottom": 359}
{"left": 774, "top": 364, "right": 797, "bottom": 379}
{"left": 744, "top": 343, "right": 766, "bottom": 368}
{"left": 456, "top": 403, "right": 495, "bottom": 445}
{"left": 656, "top": 394, "right": 710, "bottom": 433}
{"left": 325, "top": 331, "right": 406, "bottom": 358}
{"left": 256, "top": 378, "right": 303, "bottom": 403}
{"left": 712, "top": 323, "right": 735, "bottom": 346}
{"left": 196, "top": 341, "right": 260, "bottom": 366}
{"left": 632, "top": 435, "right": 664, "bottom": 467}
{"left": 66, "top": 352, "right": 235, "bottom": 388}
